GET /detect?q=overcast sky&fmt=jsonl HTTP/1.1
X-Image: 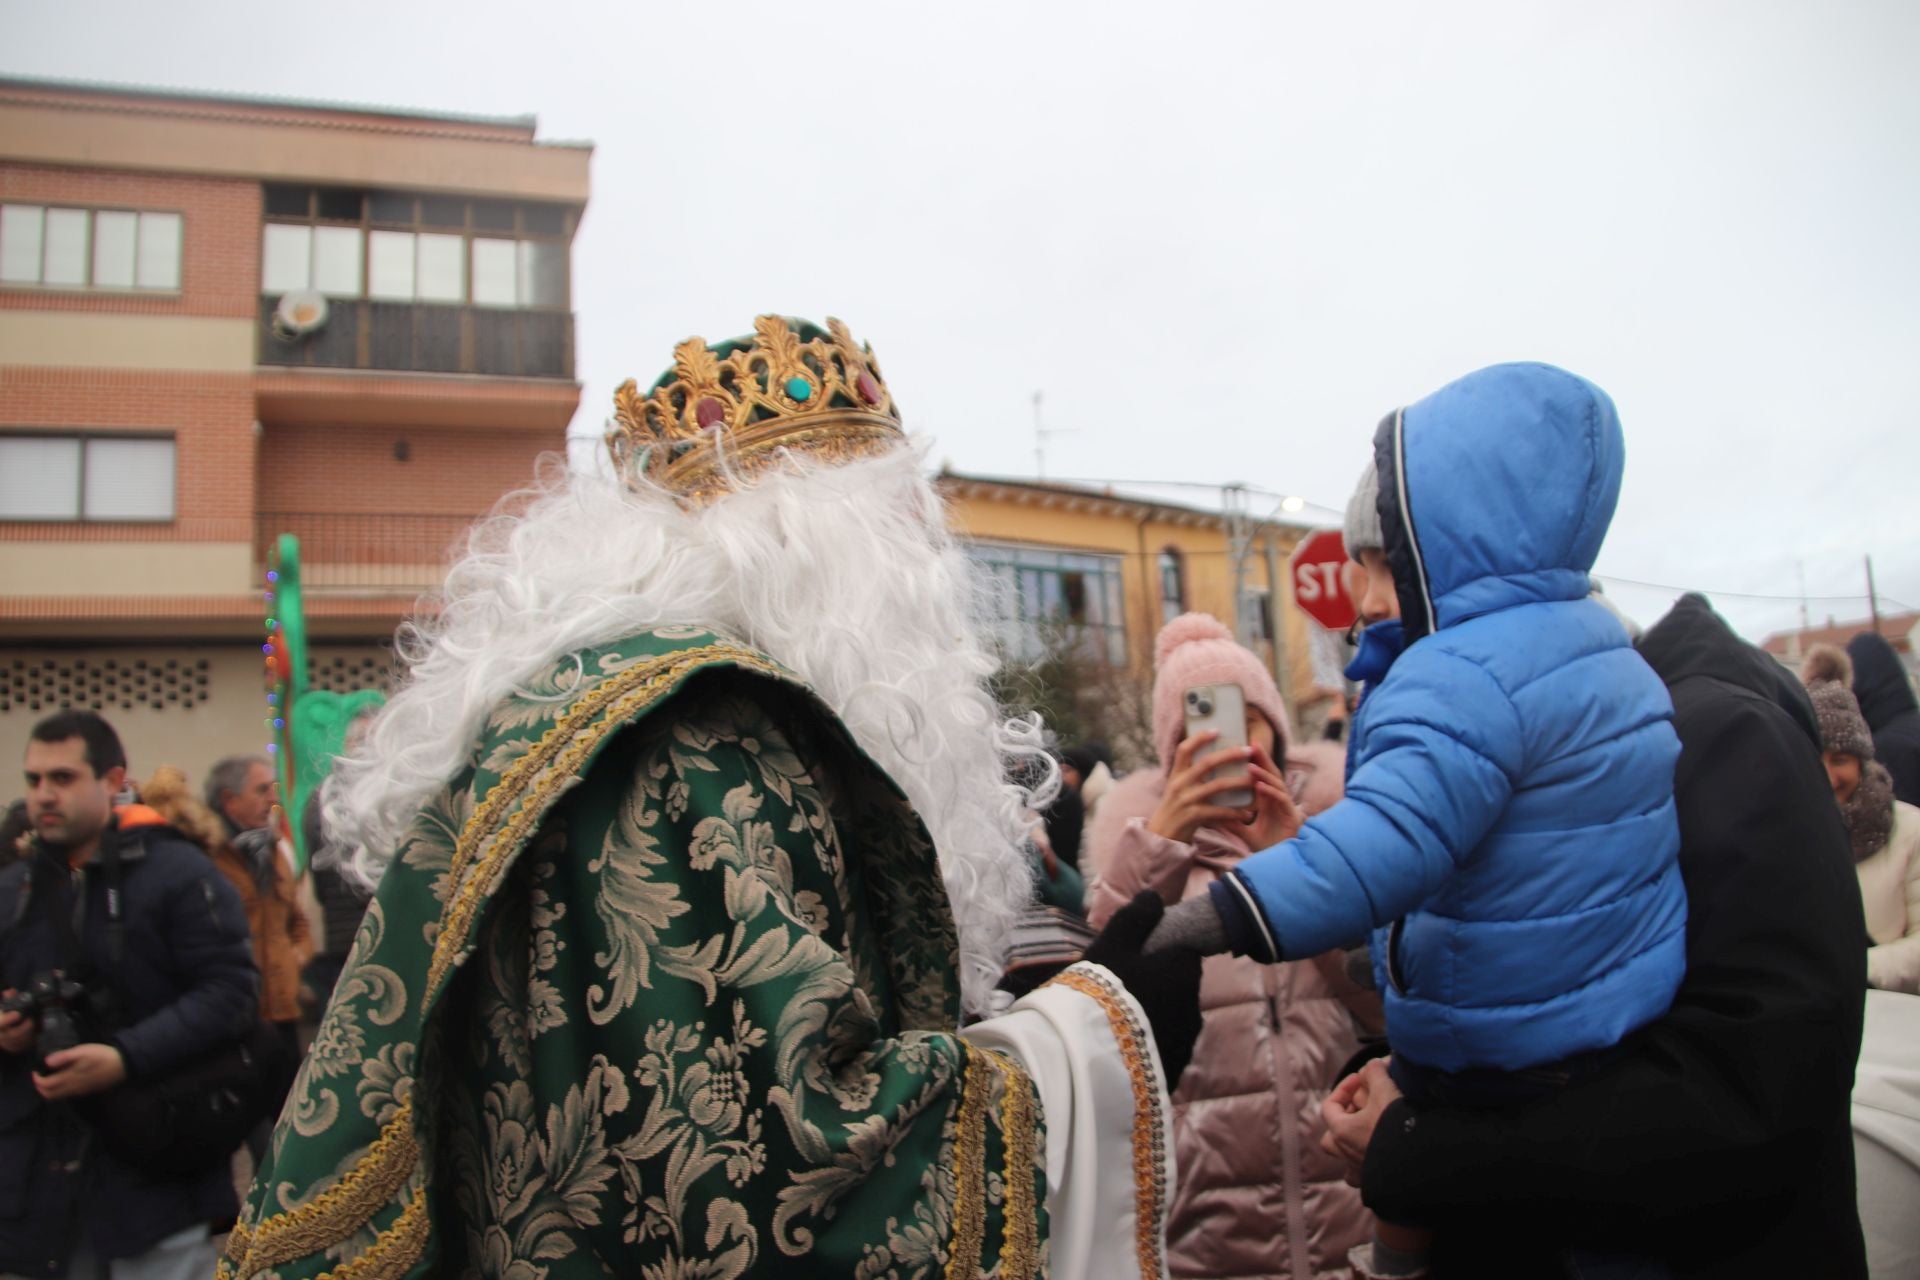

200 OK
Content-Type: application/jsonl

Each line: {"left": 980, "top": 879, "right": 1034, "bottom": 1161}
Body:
{"left": 6, "top": 0, "right": 1917, "bottom": 641}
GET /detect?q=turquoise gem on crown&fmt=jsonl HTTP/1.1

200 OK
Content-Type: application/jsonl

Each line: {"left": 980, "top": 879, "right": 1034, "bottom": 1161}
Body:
{"left": 785, "top": 376, "right": 813, "bottom": 402}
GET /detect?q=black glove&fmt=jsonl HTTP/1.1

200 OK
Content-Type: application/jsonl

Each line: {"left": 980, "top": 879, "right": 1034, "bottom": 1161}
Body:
{"left": 1081, "top": 891, "right": 1204, "bottom": 1093}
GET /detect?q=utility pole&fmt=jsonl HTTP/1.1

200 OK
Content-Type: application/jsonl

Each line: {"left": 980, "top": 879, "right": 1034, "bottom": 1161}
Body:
{"left": 1262, "top": 535, "right": 1293, "bottom": 727}
{"left": 1225, "top": 483, "right": 1252, "bottom": 645}
{"left": 1867, "top": 554, "right": 1882, "bottom": 634}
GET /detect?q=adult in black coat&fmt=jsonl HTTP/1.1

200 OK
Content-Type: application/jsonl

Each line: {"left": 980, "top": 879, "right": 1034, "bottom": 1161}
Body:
{"left": 1328, "top": 594, "right": 1868, "bottom": 1278}
{"left": 2, "top": 721, "right": 258, "bottom": 1279}
{"left": 1846, "top": 630, "right": 1920, "bottom": 807}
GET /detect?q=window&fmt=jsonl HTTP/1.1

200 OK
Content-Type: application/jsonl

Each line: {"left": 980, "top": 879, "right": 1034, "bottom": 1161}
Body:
{"left": 415, "top": 233, "right": 464, "bottom": 302}
{"left": 362, "top": 229, "right": 461, "bottom": 301}
{"left": 968, "top": 541, "right": 1128, "bottom": 665}
{"left": 1240, "top": 586, "right": 1274, "bottom": 643}
{"left": 0, "top": 434, "right": 175, "bottom": 522}
{"left": 0, "top": 205, "right": 182, "bottom": 291}
{"left": 367, "top": 230, "right": 414, "bottom": 299}
{"left": 261, "top": 224, "right": 363, "bottom": 296}
{"left": 261, "top": 185, "right": 571, "bottom": 310}
{"left": 471, "top": 237, "right": 517, "bottom": 306}
{"left": 518, "top": 240, "right": 566, "bottom": 307}
{"left": 472, "top": 237, "right": 568, "bottom": 308}
{"left": 92, "top": 211, "right": 137, "bottom": 287}
{"left": 1158, "top": 548, "right": 1187, "bottom": 623}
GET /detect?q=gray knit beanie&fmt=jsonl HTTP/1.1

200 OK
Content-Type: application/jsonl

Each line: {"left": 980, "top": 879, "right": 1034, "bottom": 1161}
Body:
{"left": 1343, "top": 458, "right": 1383, "bottom": 555}
{"left": 1808, "top": 677, "right": 1874, "bottom": 763}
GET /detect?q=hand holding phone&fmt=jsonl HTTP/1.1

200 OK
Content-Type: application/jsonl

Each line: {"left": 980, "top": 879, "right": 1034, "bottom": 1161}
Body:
{"left": 1148, "top": 686, "right": 1260, "bottom": 846}
{"left": 1182, "top": 683, "right": 1251, "bottom": 808}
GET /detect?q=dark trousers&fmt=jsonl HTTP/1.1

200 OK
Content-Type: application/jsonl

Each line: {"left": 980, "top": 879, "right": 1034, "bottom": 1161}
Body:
{"left": 1391, "top": 1050, "right": 1674, "bottom": 1280}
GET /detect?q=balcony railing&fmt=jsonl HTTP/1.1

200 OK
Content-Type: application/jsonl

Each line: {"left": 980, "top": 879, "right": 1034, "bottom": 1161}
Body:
{"left": 257, "top": 511, "right": 480, "bottom": 593}
{"left": 257, "top": 298, "right": 573, "bottom": 379}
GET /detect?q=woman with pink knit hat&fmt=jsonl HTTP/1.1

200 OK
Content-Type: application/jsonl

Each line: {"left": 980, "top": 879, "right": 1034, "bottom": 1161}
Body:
{"left": 1085, "top": 612, "right": 1380, "bottom": 1280}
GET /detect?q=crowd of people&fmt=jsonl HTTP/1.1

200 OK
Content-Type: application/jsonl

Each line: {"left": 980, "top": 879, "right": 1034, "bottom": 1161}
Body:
{"left": 2, "top": 323, "right": 1916, "bottom": 1280}
{"left": 2, "top": 730, "right": 368, "bottom": 1279}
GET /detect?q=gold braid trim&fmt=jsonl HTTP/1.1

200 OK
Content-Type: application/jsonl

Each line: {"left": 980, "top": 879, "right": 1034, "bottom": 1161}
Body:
{"left": 229, "top": 640, "right": 782, "bottom": 1277}
{"left": 982, "top": 1047, "right": 1041, "bottom": 1280}
{"left": 1046, "top": 967, "right": 1170, "bottom": 1280}
{"left": 312, "top": 1184, "right": 430, "bottom": 1280}
{"left": 943, "top": 1045, "right": 993, "bottom": 1280}
{"left": 224, "top": 1099, "right": 418, "bottom": 1275}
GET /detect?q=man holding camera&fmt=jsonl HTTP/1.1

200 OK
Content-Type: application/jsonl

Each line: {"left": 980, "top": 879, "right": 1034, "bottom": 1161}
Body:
{"left": 2, "top": 712, "right": 258, "bottom": 1280}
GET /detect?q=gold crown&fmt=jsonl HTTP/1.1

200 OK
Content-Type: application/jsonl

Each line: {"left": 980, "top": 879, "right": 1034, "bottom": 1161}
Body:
{"left": 606, "top": 315, "right": 904, "bottom": 501}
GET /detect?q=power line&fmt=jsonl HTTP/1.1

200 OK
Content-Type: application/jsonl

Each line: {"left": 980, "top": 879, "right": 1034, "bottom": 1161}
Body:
{"left": 1595, "top": 573, "right": 1916, "bottom": 613}
{"left": 1040, "top": 476, "right": 1919, "bottom": 611}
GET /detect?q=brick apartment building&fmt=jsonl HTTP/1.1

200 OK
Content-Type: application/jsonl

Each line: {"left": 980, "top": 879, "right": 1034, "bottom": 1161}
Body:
{"left": 0, "top": 77, "right": 590, "bottom": 783}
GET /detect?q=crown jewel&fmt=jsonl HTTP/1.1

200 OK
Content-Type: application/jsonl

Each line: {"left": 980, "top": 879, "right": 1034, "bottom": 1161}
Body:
{"left": 606, "top": 315, "right": 903, "bottom": 501}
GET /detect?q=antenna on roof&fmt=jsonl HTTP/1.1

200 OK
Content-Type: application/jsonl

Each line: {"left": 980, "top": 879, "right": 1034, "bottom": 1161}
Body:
{"left": 1032, "top": 390, "right": 1077, "bottom": 481}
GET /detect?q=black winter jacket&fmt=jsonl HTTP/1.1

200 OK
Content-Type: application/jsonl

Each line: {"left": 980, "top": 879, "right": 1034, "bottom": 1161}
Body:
{"left": 1847, "top": 630, "right": 1920, "bottom": 808}
{"left": 1359, "top": 594, "right": 1868, "bottom": 1279}
{"left": 0, "top": 814, "right": 258, "bottom": 1277}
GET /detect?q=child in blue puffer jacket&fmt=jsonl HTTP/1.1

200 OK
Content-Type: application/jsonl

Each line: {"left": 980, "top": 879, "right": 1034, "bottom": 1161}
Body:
{"left": 1149, "top": 363, "right": 1687, "bottom": 1274}
{"left": 1151, "top": 361, "right": 1687, "bottom": 1092}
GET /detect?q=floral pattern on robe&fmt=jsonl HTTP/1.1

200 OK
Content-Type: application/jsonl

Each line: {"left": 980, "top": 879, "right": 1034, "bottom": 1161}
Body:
{"left": 223, "top": 631, "right": 1046, "bottom": 1280}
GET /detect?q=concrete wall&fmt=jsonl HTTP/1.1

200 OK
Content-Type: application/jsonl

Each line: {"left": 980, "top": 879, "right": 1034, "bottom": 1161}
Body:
{"left": 0, "top": 642, "right": 392, "bottom": 796}
{"left": 0, "top": 96, "right": 590, "bottom": 204}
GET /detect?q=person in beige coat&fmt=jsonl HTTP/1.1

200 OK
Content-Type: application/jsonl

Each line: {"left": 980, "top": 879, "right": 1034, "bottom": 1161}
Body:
{"left": 1805, "top": 645, "right": 1920, "bottom": 993}
{"left": 1086, "top": 613, "right": 1380, "bottom": 1280}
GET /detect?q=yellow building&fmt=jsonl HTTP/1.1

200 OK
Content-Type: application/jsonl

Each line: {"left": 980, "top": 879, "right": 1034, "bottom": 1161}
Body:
{"left": 935, "top": 470, "right": 1326, "bottom": 761}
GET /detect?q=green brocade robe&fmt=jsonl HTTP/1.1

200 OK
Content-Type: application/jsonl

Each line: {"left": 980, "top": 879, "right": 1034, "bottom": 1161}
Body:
{"left": 223, "top": 629, "right": 1054, "bottom": 1280}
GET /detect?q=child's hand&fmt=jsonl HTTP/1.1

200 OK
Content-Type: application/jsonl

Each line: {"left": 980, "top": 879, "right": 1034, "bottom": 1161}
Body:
{"left": 1227, "top": 741, "right": 1303, "bottom": 852}
{"left": 1149, "top": 731, "right": 1259, "bottom": 845}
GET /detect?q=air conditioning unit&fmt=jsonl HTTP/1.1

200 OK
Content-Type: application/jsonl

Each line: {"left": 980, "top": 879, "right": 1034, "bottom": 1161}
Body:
{"left": 272, "top": 290, "right": 330, "bottom": 340}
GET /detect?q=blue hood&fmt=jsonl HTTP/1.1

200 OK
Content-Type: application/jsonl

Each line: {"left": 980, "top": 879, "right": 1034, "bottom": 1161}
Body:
{"left": 1375, "top": 362, "right": 1624, "bottom": 641}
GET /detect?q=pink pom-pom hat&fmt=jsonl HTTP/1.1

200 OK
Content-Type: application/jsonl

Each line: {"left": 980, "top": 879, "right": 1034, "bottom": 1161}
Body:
{"left": 1150, "top": 612, "right": 1290, "bottom": 770}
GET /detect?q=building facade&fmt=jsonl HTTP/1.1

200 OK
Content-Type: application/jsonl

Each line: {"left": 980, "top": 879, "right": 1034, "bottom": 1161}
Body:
{"left": 936, "top": 470, "right": 1323, "bottom": 763}
{"left": 0, "top": 78, "right": 589, "bottom": 783}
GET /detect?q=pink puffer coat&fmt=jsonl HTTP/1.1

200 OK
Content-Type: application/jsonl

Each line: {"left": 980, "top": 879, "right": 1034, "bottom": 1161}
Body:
{"left": 1086, "top": 743, "right": 1380, "bottom": 1280}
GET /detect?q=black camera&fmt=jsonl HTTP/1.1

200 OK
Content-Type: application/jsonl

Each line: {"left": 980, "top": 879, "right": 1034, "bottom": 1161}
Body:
{"left": 1, "top": 970, "right": 87, "bottom": 1074}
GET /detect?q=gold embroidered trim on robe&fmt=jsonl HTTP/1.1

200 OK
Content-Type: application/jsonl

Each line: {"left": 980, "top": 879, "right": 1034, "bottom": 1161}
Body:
{"left": 1047, "top": 966, "right": 1170, "bottom": 1279}
{"left": 944, "top": 1044, "right": 994, "bottom": 1280}
{"left": 988, "top": 1047, "right": 1041, "bottom": 1280}
{"left": 219, "top": 1098, "right": 418, "bottom": 1276}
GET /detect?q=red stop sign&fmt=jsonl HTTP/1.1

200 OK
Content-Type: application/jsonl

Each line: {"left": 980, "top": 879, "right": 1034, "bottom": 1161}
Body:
{"left": 1291, "top": 529, "right": 1356, "bottom": 631}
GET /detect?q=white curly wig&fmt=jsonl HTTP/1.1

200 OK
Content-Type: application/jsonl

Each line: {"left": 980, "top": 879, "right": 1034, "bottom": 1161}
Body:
{"left": 323, "top": 438, "right": 1054, "bottom": 1013}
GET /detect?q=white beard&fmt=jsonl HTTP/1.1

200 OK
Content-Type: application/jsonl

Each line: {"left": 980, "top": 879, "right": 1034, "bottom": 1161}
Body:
{"left": 324, "top": 441, "right": 1054, "bottom": 1014}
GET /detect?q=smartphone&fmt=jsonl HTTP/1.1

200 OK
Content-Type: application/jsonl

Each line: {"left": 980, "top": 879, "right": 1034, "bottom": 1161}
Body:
{"left": 1183, "top": 683, "right": 1251, "bottom": 808}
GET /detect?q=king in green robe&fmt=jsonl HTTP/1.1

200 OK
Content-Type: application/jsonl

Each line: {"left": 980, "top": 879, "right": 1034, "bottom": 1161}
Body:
{"left": 224, "top": 318, "right": 1188, "bottom": 1280}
